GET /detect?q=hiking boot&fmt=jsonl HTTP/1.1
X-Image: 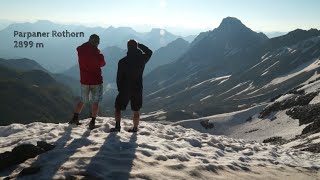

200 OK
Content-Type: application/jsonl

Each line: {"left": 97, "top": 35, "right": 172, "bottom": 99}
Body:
{"left": 110, "top": 121, "right": 121, "bottom": 132}
{"left": 110, "top": 126, "right": 121, "bottom": 132}
{"left": 69, "top": 114, "right": 82, "bottom": 125}
{"left": 127, "top": 127, "right": 138, "bottom": 133}
{"left": 89, "top": 119, "right": 95, "bottom": 130}
{"left": 69, "top": 119, "right": 82, "bottom": 125}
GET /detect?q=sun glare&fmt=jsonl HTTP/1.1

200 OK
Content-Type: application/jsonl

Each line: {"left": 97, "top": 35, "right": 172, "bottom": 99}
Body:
{"left": 160, "top": 0, "right": 167, "bottom": 8}
{"left": 160, "top": 29, "right": 166, "bottom": 36}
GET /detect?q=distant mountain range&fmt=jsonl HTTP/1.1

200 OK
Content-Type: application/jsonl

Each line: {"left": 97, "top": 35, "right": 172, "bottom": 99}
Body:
{"left": 0, "top": 60, "right": 74, "bottom": 125}
{"left": 144, "top": 38, "right": 190, "bottom": 75}
{"left": 0, "top": 58, "right": 48, "bottom": 72}
{"left": 0, "top": 19, "right": 13, "bottom": 30}
{"left": 0, "top": 20, "right": 187, "bottom": 72}
{"left": 141, "top": 17, "right": 320, "bottom": 121}
{"left": 63, "top": 38, "right": 190, "bottom": 84}
{"left": 0, "top": 58, "right": 96, "bottom": 125}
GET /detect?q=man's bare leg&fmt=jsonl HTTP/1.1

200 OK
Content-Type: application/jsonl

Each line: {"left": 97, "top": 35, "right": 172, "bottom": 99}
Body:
{"left": 127, "top": 111, "right": 139, "bottom": 132}
{"left": 115, "top": 109, "right": 121, "bottom": 123}
{"left": 91, "top": 102, "right": 99, "bottom": 118}
{"left": 75, "top": 101, "right": 85, "bottom": 113}
{"left": 133, "top": 111, "right": 140, "bottom": 129}
{"left": 89, "top": 102, "right": 99, "bottom": 129}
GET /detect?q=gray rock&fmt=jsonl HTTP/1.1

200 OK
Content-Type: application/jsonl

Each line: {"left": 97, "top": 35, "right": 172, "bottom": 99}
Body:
{"left": 301, "top": 143, "right": 320, "bottom": 153}
{"left": 263, "top": 136, "right": 287, "bottom": 145}
{"left": 0, "top": 142, "right": 55, "bottom": 171}
{"left": 200, "top": 120, "right": 214, "bottom": 129}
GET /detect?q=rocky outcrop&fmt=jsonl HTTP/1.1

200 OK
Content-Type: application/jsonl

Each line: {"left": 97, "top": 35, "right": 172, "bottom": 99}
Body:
{"left": 245, "top": 129, "right": 259, "bottom": 133}
{"left": 259, "top": 92, "right": 318, "bottom": 118}
{"left": 0, "top": 141, "right": 55, "bottom": 171}
{"left": 256, "top": 102, "right": 320, "bottom": 153}
{"left": 301, "top": 143, "right": 320, "bottom": 153}
{"left": 302, "top": 120, "right": 320, "bottom": 135}
{"left": 286, "top": 104, "right": 320, "bottom": 135}
{"left": 269, "top": 86, "right": 305, "bottom": 103}
{"left": 286, "top": 104, "right": 320, "bottom": 125}
{"left": 285, "top": 85, "right": 305, "bottom": 95}
{"left": 308, "top": 77, "right": 320, "bottom": 84}
{"left": 263, "top": 136, "right": 287, "bottom": 145}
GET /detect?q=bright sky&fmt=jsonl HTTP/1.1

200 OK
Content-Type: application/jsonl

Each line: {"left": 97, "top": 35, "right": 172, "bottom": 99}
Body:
{"left": 1, "top": 0, "right": 320, "bottom": 35}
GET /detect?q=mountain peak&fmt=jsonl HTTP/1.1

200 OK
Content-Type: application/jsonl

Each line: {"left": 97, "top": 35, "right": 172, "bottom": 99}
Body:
{"left": 150, "top": 28, "right": 162, "bottom": 32}
{"left": 34, "top": 20, "right": 55, "bottom": 25}
{"left": 221, "top": 17, "right": 242, "bottom": 24}
{"left": 159, "top": 37, "right": 189, "bottom": 50}
{"left": 172, "top": 37, "right": 188, "bottom": 44}
{"left": 218, "top": 17, "right": 248, "bottom": 31}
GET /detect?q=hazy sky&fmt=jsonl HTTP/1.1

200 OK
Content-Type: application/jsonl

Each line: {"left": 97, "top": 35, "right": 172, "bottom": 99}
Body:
{"left": 1, "top": 0, "right": 320, "bottom": 35}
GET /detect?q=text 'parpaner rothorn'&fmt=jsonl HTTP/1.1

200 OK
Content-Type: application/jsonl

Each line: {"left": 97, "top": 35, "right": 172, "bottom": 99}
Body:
{"left": 14, "top": 30, "right": 85, "bottom": 39}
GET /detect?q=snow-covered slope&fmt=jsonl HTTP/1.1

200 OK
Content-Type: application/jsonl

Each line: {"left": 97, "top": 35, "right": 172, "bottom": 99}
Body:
{"left": 173, "top": 103, "right": 306, "bottom": 142}
{"left": 1, "top": 118, "right": 320, "bottom": 179}
{"left": 175, "top": 72, "right": 320, "bottom": 152}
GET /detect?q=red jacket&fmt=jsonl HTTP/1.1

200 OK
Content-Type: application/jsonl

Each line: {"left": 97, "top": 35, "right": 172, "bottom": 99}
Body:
{"left": 77, "top": 42, "right": 106, "bottom": 85}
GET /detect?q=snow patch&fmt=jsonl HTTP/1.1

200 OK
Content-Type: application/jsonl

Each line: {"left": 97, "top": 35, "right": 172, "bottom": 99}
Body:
{"left": 218, "top": 81, "right": 248, "bottom": 97}
{"left": 190, "top": 75, "right": 231, "bottom": 89}
{"left": 261, "top": 71, "right": 268, "bottom": 76}
{"left": 0, "top": 117, "right": 319, "bottom": 179}
{"left": 141, "top": 110, "right": 166, "bottom": 119}
{"left": 250, "top": 54, "right": 273, "bottom": 70}
{"left": 200, "top": 95, "right": 212, "bottom": 101}
{"left": 264, "top": 61, "right": 279, "bottom": 72}
{"left": 264, "top": 58, "right": 320, "bottom": 88}
{"left": 274, "top": 94, "right": 297, "bottom": 103}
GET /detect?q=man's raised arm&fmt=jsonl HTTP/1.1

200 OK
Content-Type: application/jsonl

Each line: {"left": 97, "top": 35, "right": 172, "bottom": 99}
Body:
{"left": 138, "top": 43, "right": 153, "bottom": 63}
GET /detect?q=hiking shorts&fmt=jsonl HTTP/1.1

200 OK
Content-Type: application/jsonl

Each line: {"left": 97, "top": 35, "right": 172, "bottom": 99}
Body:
{"left": 80, "top": 84, "right": 103, "bottom": 103}
{"left": 115, "top": 91, "right": 142, "bottom": 111}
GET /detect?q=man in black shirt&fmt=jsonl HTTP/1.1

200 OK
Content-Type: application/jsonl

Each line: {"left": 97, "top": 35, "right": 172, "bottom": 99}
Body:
{"left": 110, "top": 39, "right": 153, "bottom": 132}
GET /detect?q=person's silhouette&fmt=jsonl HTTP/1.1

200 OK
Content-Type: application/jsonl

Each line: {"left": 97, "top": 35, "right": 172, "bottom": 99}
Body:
{"left": 110, "top": 39, "right": 152, "bottom": 132}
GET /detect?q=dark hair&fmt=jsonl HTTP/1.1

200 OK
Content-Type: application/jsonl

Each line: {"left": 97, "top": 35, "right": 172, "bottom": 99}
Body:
{"left": 89, "top": 34, "right": 100, "bottom": 46}
{"left": 89, "top": 34, "right": 99, "bottom": 41}
{"left": 127, "top": 39, "right": 138, "bottom": 50}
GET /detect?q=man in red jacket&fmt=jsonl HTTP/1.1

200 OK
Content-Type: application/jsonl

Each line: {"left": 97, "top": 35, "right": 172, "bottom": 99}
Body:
{"left": 69, "top": 34, "right": 106, "bottom": 129}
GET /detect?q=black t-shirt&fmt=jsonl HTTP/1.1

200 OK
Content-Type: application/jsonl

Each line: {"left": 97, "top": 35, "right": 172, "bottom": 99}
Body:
{"left": 116, "top": 44, "right": 152, "bottom": 93}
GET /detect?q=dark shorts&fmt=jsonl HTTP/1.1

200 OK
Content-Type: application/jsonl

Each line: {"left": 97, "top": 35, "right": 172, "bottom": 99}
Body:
{"left": 115, "top": 91, "right": 142, "bottom": 111}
